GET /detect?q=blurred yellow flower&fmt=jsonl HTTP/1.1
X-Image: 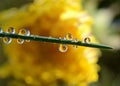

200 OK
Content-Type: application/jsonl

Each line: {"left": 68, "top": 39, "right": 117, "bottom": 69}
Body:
{"left": 0, "top": 0, "right": 100, "bottom": 86}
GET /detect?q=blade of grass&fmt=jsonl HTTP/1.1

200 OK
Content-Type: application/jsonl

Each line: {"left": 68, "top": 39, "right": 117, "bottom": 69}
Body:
{"left": 0, "top": 32, "right": 112, "bottom": 49}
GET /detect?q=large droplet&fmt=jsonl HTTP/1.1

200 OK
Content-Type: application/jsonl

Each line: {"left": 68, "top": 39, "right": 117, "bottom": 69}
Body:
{"left": 73, "top": 38, "right": 78, "bottom": 48}
{"left": 7, "top": 27, "right": 15, "bottom": 34}
{"left": 84, "top": 37, "right": 91, "bottom": 43}
{"left": 58, "top": 44, "right": 68, "bottom": 52}
{"left": 3, "top": 37, "right": 12, "bottom": 44}
{"left": 65, "top": 33, "right": 73, "bottom": 40}
{"left": 18, "top": 28, "right": 30, "bottom": 36}
{"left": 17, "top": 38, "right": 24, "bottom": 44}
{"left": 0, "top": 28, "right": 3, "bottom": 33}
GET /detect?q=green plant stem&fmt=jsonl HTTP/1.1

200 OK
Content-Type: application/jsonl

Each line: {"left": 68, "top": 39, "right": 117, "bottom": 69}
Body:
{"left": 0, "top": 32, "right": 112, "bottom": 49}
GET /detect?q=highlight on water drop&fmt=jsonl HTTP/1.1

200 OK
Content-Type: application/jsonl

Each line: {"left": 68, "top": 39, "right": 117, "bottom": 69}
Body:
{"left": 3, "top": 37, "right": 12, "bottom": 44}
{"left": 18, "top": 28, "right": 30, "bottom": 36}
{"left": 7, "top": 27, "right": 15, "bottom": 34}
{"left": 17, "top": 38, "right": 24, "bottom": 44}
{"left": 65, "top": 33, "right": 73, "bottom": 40}
{"left": 84, "top": 37, "right": 91, "bottom": 43}
{"left": 58, "top": 44, "right": 68, "bottom": 52}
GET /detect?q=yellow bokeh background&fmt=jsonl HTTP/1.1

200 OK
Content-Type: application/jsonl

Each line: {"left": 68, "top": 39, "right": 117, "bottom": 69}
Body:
{"left": 0, "top": 0, "right": 101, "bottom": 86}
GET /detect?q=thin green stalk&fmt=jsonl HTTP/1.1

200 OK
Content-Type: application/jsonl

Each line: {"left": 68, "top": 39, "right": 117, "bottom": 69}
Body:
{"left": 0, "top": 32, "right": 112, "bottom": 49}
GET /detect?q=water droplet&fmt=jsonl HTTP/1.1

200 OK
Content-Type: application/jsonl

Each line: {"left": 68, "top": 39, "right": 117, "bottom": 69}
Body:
{"left": 17, "top": 38, "right": 24, "bottom": 44}
{"left": 84, "top": 37, "right": 91, "bottom": 43}
{"left": 65, "top": 33, "right": 73, "bottom": 40}
{"left": 0, "top": 28, "right": 3, "bottom": 33}
{"left": 7, "top": 27, "right": 15, "bottom": 34}
{"left": 63, "top": 37, "right": 66, "bottom": 40}
{"left": 74, "top": 38, "right": 78, "bottom": 42}
{"left": 25, "top": 40, "right": 30, "bottom": 42}
{"left": 58, "top": 37, "right": 62, "bottom": 40}
{"left": 49, "top": 36, "right": 52, "bottom": 38}
{"left": 58, "top": 44, "right": 68, "bottom": 52}
{"left": 3, "top": 37, "right": 12, "bottom": 44}
{"left": 73, "top": 38, "right": 78, "bottom": 48}
{"left": 18, "top": 28, "right": 30, "bottom": 36}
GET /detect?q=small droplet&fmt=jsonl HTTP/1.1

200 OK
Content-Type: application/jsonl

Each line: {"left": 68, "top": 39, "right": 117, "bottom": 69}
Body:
{"left": 58, "top": 44, "right": 68, "bottom": 52}
{"left": 7, "top": 27, "right": 15, "bottom": 34}
{"left": 74, "top": 38, "right": 78, "bottom": 42}
{"left": 65, "top": 33, "right": 73, "bottom": 40}
{"left": 63, "top": 37, "right": 66, "bottom": 40}
{"left": 3, "top": 37, "right": 12, "bottom": 44}
{"left": 49, "top": 36, "right": 52, "bottom": 38}
{"left": 58, "top": 37, "right": 62, "bottom": 40}
{"left": 25, "top": 76, "right": 33, "bottom": 84}
{"left": 84, "top": 37, "right": 91, "bottom": 43}
{"left": 0, "top": 28, "right": 3, "bottom": 33}
{"left": 25, "top": 40, "right": 30, "bottom": 42}
{"left": 17, "top": 38, "right": 24, "bottom": 44}
{"left": 73, "top": 38, "right": 78, "bottom": 48}
{"left": 18, "top": 28, "right": 30, "bottom": 36}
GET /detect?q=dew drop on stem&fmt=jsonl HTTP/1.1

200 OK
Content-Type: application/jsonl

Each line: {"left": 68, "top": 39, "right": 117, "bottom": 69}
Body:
{"left": 25, "top": 40, "right": 30, "bottom": 42}
{"left": 58, "top": 37, "right": 62, "bottom": 40}
{"left": 17, "top": 39, "right": 24, "bottom": 44}
{"left": 18, "top": 28, "right": 30, "bottom": 42}
{"left": 0, "top": 28, "right": 3, "bottom": 33}
{"left": 58, "top": 44, "right": 68, "bottom": 52}
{"left": 7, "top": 27, "right": 15, "bottom": 34}
{"left": 84, "top": 37, "right": 91, "bottom": 43}
{"left": 64, "top": 33, "right": 73, "bottom": 40}
{"left": 73, "top": 38, "right": 78, "bottom": 48}
{"left": 18, "top": 28, "right": 30, "bottom": 36}
{"left": 3, "top": 37, "right": 12, "bottom": 44}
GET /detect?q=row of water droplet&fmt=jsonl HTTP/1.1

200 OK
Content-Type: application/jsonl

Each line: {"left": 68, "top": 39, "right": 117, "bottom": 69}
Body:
{"left": 0, "top": 27, "right": 30, "bottom": 44}
{"left": 0, "top": 27, "right": 91, "bottom": 52}
{"left": 58, "top": 33, "right": 91, "bottom": 52}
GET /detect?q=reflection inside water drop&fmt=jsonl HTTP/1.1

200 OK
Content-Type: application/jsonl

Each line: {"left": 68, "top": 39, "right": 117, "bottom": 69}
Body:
{"left": 7, "top": 27, "right": 15, "bottom": 34}
{"left": 84, "top": 37, "right": 91, "bottom": 43}
{"left": 3, "top": 37, "right": 12, "bottom": 44}
{"left": 65, "top": 33, "right": 73, "bottom": 40}
{"left": 17, "top": 39, "right": 24, "bottom": 44}
{"left": 18, "top": 28, "right": 30, "bottom": 36}
{"left": 58, "top": 44, "right": 68, "bottom": 52}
